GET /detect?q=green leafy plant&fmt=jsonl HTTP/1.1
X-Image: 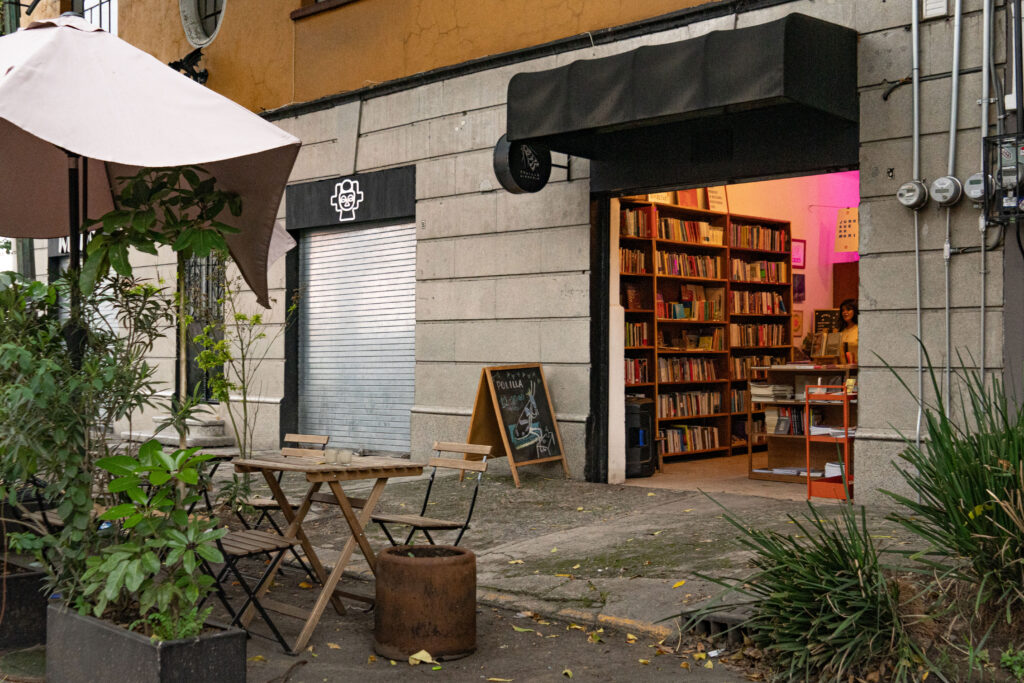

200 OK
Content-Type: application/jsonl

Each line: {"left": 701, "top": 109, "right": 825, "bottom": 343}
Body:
{"left": 1002, "top": 646, "right": 1024, "bottom": 681}
{"left": 685, "top": 496, "right": 925, "bottom": 682}
{"left": 882, "top": 353, "right": 1024, "bottom": 619}
{"left": 78, "top": 440, "right": 225, "bottom": 638}
{"left": 194, "top": 270, "right": 298, "bottom": 460}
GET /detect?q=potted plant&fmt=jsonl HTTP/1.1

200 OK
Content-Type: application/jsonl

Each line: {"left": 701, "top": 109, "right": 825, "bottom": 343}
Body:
{"left": 45, "top": 440, "right": 244, "bottom": 683}
{"left": 0, "top": 168, "right": 246, "bottom": 673}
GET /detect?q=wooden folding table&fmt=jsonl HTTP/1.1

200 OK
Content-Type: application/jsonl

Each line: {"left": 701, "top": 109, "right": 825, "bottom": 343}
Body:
{"left": 232, "top": 454, "right": 423, "bottom": 653}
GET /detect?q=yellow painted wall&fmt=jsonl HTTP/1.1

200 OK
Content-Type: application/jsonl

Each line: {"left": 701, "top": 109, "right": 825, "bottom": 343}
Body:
{"left": 22, "top": 0, "right": 713, "bottom": 111}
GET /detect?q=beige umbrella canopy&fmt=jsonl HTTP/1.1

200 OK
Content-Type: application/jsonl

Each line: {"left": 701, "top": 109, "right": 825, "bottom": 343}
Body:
{"left": 0, "top": 14, "right": 299, "bottom": 307}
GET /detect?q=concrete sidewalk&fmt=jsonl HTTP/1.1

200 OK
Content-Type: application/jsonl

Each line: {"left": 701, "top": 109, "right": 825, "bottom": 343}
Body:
{"left": 222, "top": 452, "right": 909, "bottom": 641}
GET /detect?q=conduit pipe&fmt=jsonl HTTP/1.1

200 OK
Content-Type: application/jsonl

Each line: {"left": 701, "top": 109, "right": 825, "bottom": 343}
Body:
{"left": 943, "top": 0, "right": 964, "bottom": 409}
{"left": 980, "top": 0, "right": 992, "bottom": 382}
{"left": 912, "top": 0, "right": 925, "bottom": 449}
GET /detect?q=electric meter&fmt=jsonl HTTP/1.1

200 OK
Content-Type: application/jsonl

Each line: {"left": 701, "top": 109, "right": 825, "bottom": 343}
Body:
{"left": 897, "top": 180, "right": 928, "bottom": 209}
{"left": 964, "top": 173, "right": 991, "bottom": 202}
{"left": 930, "top": 176, "right": 962, "bottom": 206}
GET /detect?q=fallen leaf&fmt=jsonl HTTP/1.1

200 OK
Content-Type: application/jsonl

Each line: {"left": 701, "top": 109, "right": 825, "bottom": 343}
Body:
{"left": 704, "top": 661, "right": 714, "bottom": 669}
{"left": 653, "top": 530, "right": 662, "bottom": 535}
{"left": 547, "top": 634, "right": 559, "bottom": 638}
{"left": 693, "top": 652, "right": 707, "bottom": 661}
{"left": 554, "top": 573, "right": 572, "bottom": 578}
{"left": 562, "top": 669, "right": 573, "bottom": 678}
{"left": 572, "top": 564, "right": 580, "bottom": 569}
{"left": 536, "top": 620, "right": 551, "bottom": 625}
{"left": 247, "top": 655, "right": 266, "bottom": 662}
{"left": 922, "top": 673, "right": 929, "bottom": 681}
{"left": 654, "top": 645, "right": 674, "bottom": 656}
{"left": 486, "top": 679, "right": 514, "bottom": 682}
{"left": 512, "top": 625, "right": 535, "bottom": 633}
{"left": 298, "top": 581, "right": 314, "bottom": 589}
{"left": 366, "top": 655, "right": 376, "bottom": 663}
{"left": 683, "top": 508, "right": 693, "bottom": 512}
{"left": 515, "top": 611, "right": 536, "bottom": 618}
{"left": 551, "top": 547, "right": 558, "bottom": 553}
{"left": 567, "top": 623, "right": 585, "bottom": 631}
{"left": 647, "top": 492, "right": 656, "bottom": 496}
{"left": 432, "top": 666, "right": 443, "bottom": 671}
{"left": 508, "top": 560, "right": 524, "bottom": 565}
{"left": 680, "top": 662, "right": 690, "bottom": 670}
{"left": 625, "top": 633, "right": 638, "bottom": 644}
{"left": 672, "top": 580, "right": 687, "bottom": 588}
{"left": 576, "top": 507, "right": 584, "bottom": 511}
{"left": 409, "top": 650, "right": 437, "bottom": 666}
{"left": 327, "top": 642, "right": 341, "bottom": 650}
{"left": 638, "top": 659, "right": 650, "bottom": 665}
{"left": 307, "top": 646, "right": 318, "bottom": 658}
{"left": 588, "top": 631, "right": 604, "bottom": 643}
{"left": 390, "top": 660, "right": 397, "bottom": 666}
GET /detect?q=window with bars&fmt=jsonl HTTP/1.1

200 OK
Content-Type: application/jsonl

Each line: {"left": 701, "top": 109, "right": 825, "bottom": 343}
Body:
{"left": 184, "top": 254, "right": 224, "bottom": 403}
{"left": 82, "top": 0, "right": 116, "bottom": 34}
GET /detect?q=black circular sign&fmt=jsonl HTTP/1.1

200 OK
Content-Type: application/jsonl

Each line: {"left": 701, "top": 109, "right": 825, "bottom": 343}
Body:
{"left": 493, "top": 134, "right": 552, "bottom": 194}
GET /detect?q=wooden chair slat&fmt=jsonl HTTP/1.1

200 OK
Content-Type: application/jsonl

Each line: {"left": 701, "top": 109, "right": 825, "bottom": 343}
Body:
{"left": 282, "top": 447, "right": 327, "bottom": 459}
{"left": 428, "top": 457, "right": 488, "bottom": 472}
{"left": 370, "top": 513, "right": 463, "bottom": 529}
{"left": 434, "top": 441, "right": 492, "bottom": 456}
{"left": 284, "top": 433, "right": 329, "bottom": 447}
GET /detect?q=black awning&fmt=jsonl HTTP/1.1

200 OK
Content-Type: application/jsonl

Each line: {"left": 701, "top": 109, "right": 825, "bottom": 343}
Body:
{"left": 506, "top": 13, "right": 857, "bottom": 160}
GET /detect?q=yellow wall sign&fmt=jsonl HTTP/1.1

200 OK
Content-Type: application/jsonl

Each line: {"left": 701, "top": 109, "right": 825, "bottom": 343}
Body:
{"left": 835, "top": 207, "right": 859, "bottom": 252}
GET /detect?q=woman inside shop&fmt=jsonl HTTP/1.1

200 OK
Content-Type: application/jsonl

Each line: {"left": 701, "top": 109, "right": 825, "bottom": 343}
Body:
{"left": 838, "top": 298, "right": 858, "bottom": 361}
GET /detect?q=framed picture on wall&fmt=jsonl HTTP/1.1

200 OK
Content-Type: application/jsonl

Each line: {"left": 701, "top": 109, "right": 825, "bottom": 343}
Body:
{"left": 791, "top": 238, "right": 806, "bottom": 269}
{"left": 793, "top": 273, "right": 806, "bottom": 303}
{"left": 792, "top": 309, "right": 804, "bottom": 338}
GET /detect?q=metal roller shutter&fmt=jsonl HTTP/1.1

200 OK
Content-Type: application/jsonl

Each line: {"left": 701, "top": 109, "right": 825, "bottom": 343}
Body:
{"left": 298, "top": 222, "right": 415, "bottom": 453}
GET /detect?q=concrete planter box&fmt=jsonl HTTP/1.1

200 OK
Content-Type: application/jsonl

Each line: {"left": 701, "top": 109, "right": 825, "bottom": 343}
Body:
{"left": 0, "top": 568, "right": 48, "bottom": 649}
{"left": 46, "top": 604, "right": 246, "bottom": 683}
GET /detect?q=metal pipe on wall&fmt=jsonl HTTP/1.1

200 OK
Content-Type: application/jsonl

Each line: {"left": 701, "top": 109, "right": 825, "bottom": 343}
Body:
{"left": 980, "top": 0, "right": 992, "bottom": 382}
{"left": 943, "top": 0, "right": 965, "bottom": 409}
{"left": 913, "top": 0, "right": 925, "bottom": 449}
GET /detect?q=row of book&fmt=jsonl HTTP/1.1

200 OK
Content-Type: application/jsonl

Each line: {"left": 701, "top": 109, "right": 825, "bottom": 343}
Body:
{"left": 658, "top": 390, "right": 722, "bottom": 418}
{"left": 659, "top": 300, "right": 724, "bottom": 322}
{"left": 659, "top": 425, "right": 721, "bottom": 455}
{"left": 729, "top": 323, "right": 788, "bottom": 347}
{"left": 658, "top": 218, "right": 725, "bottom": 245}
{"left": 731, "top": 388, "right": 749, "bottom": 413}
{"left": 730, "top": 290, "right": 787, "bottom": 315}
{"left": 625, "top": 321, "right": 651, "bottom": 347}
{"left": 731, "top": 355, "right": 790, "bottom": 380}
{"left": 620, "top": 247, "right": 647, "bottom": 274}
{"left": 620, "top": 207, "right": 655, "bottom": 238}
{"left": 624, "top": 357, "right": 650, "bottom": 385}
{"left": 730, "top": 259, "right": 789, "bottom": 283}
{"left": 764, "top": 406, "right": 824, "bottom": 436}
{"left": 657, "top": 356, "right": 718, "bottom": 382}
{"left": 656, "top": 252, "right": 722, "bottom": 279}
{"left": 659, "top": 327, "right": 726, "bottom": 351}
{"left": 729, "top": 223, "right": 788, "bottom": 251}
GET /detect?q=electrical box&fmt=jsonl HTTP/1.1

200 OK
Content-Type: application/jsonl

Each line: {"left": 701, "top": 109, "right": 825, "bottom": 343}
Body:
{"left": 984, "top": 132, "right": 1024, "bottom": 222}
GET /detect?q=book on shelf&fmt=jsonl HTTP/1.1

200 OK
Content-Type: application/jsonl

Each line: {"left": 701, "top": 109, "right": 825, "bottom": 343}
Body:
{"left": 773, "top": 416, "right": 791, "bottom": 435}
{"left": 622, "top": 282, "right": 644, "bottom": 309}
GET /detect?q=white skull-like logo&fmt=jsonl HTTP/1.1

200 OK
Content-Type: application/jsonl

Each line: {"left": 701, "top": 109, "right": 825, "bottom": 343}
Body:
{"left": 330, "top": 178, "right": 364, "bottom": 222}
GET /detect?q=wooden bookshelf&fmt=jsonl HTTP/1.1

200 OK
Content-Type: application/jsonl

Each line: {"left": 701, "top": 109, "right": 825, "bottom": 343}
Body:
{"left": 746, "top": 365, "right": 858, "bottom": 485}
{"left": 618, "top": 198, "right": 793, "bottom": 471}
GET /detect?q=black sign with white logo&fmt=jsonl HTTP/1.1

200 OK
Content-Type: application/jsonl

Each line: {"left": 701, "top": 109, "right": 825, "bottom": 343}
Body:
{"left": 286, "top": 166, "right": 415, "bottom": 231}
{"left": 493, "top": 134, "right": 552, "bottom": 194}
{"left": 48, "top": 233, "right": 91, "bottom": 258}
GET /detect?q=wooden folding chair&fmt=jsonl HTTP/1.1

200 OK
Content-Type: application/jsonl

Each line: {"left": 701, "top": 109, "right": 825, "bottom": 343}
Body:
{"left": 372, "top": 442, "right": 491, "bottom": 546}
{"left": 202, "top": 529, "right": 300, "bottom": 652}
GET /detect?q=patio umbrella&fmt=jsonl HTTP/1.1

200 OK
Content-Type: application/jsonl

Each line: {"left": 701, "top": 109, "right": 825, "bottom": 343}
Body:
{"left": 0, "top": 14, "right": 300, "bottom": 308}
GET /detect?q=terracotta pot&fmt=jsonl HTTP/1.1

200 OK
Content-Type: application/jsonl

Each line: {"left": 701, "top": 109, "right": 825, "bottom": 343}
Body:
{"left": 374, "top": 545, "right": 476, "bottom": 660}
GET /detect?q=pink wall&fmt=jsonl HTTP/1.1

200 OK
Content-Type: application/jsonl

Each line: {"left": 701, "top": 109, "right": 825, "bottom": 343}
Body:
{"left": 723, "top": 171, "right": 860, "bottom": 343}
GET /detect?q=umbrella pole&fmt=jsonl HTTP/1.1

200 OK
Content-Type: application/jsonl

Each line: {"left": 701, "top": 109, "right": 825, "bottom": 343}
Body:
{"left": 66, "top": 152, "right": 83, "bottom": 369}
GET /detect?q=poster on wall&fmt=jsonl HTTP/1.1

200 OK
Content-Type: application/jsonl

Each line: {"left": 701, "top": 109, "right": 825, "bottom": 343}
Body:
{"left": 793, "top": 273, "right": 806, "bottom": 303}
{"left": 706, "top": 186, "right": 729, "bottom": 213}
{"left": 835, "top": 207, "right": 859, "bottom": 252}
{"left": 792, "top": 310, "right": 804, "bottom": 338}
{"left": 791, "top": 239, "right": 806, "bottom": 268}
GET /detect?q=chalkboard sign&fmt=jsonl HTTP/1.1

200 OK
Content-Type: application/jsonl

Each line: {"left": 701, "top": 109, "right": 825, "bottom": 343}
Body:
{"left": 465, "top": 364, "right": 570, "bottom": 487}
{"left": 814, "top": 308, "right": 842, "bottom": 334}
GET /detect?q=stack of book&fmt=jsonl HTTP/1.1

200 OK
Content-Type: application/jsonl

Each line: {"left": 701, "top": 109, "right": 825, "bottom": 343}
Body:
{"left": 825, "top": 461, "right": 845, "bottom": 478}
{"left": 749, "top": 383, "right": 793, "bottom": 402}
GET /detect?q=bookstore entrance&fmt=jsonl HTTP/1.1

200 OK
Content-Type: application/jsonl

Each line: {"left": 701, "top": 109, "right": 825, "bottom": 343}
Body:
{"left": 609, "top": 174, "right": 860, "bottom": 499}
